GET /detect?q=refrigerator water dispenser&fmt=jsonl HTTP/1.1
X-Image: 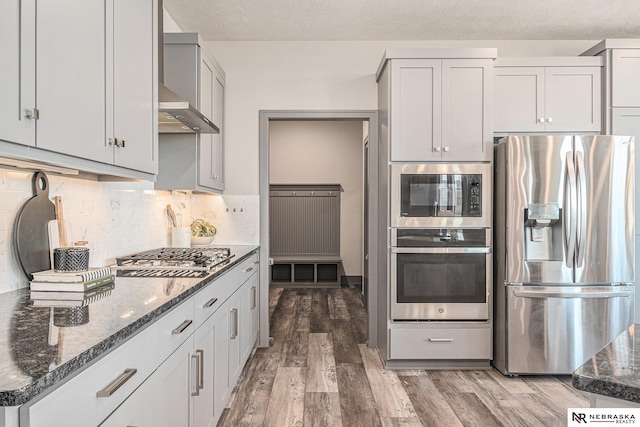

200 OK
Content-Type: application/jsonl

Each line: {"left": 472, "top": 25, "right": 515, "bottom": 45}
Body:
{"left": 524, "top": 204, "right": 561, "bottom": 261}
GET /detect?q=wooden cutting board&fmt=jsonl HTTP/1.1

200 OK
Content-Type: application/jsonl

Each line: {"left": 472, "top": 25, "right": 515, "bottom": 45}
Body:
{"left": 47, "top": 219, "right": 72, "bottom": 266}
{"left": 14, "top": 171, "right": 56, "bottom": 280}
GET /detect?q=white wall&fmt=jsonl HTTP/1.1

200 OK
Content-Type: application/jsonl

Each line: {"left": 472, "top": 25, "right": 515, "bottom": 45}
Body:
{"left": 203, "top": 40, "right": 600, "bottom": 196}
{"left": 269, "top": 120, "right": 364, "bottom": 276}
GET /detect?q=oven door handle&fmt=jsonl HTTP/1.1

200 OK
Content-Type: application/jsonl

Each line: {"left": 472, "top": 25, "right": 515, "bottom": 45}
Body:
{"left": 391, "top": 247, "right": 490, "bottom": 254}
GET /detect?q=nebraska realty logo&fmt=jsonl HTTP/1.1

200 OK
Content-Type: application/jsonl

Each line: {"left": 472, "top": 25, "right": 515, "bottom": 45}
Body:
{"left": 568, "top": 408, "right": 639, "bottom": 425}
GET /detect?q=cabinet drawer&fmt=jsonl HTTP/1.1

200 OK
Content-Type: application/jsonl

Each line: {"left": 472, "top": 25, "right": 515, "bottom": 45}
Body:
{"left": 194, "top": 269, "right": 237, "bottom": 326}
{"left": 21, "top": 298, "right": 195, "bottom": 427}
{"left": 389, "top": 327, "right": 491, "bottom": 360}
{"left": 193, "top": 251, "right": 258, "bottom": 327}
{"left": 237, "top": 252, "right": 259, "bottom": 285}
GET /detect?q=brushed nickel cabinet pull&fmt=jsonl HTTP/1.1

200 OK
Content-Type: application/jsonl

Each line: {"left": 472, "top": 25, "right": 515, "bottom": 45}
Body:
{"left": 428, "top": 337, "right": 453, "bottom": 343}
{"left": 191, "top": 353, "right": 200, "bottom": 397}
{"left": 204, "top": 297, "right": 218, "bottom": 308}
{"left": 251, "top": 286, "right": 257, "bottom": 309}
{"left": 25, "top": 108, "right": 39, "bottom": 120}
{"left": 230, "top": 308, "right": 238, "bottom": 339}
{"left": 172, "top": 319, "right": 193, "bottom": 335}
{"left": 96, "top": 368, "right": 137, "bottom": 397}
{"left": 196, "top": 349, "right": 204, "bottom": 390}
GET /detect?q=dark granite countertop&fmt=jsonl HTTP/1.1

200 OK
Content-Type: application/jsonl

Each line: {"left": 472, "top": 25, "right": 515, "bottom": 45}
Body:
{"left": 0, "top": 245, "right": 259, "bottom": 406}
{"left": 572, "top": 324, "right": 640, "bottom": 403}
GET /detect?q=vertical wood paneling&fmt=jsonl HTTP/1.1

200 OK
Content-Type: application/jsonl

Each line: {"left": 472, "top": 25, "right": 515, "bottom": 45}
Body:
{"left": 270, "top": 192, "right": 340, "bottom": 256}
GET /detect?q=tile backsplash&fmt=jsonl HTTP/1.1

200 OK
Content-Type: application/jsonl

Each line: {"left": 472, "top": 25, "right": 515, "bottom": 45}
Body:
{"left": 0, "top": 169, "right": 259, "bottom": 294}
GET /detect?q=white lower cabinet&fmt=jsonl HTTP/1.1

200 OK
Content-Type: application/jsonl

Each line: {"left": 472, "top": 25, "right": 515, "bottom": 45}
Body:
{"left": 20, "top": 298, "right": 195, "bottom": 427}
{"left": 214, "top": 267, "right": 260, "bottom": 415}
{"left": 100, "top": 337, "right": 192, "bottom": 427}
{"left": 19, "top": 251, "right": 260, "bottom": 427}
{"left": 227, "top": 291, "right": 243, "bottom": 388}
{"left": 192, "top": 306, "right": 221, "bottom": 427}
{"left": 213, "top": 300, "right": 233, "bottom": 416}
{"left": 389, "top": 325, "right": 491, "bottom": 360}
{"left": 241, "top": 273, "right": 260, "bottom": 363}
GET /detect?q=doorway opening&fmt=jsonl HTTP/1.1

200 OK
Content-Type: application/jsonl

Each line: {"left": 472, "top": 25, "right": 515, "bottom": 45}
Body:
{"left": 258, "top": 111, "right": 379, "bottom": 349}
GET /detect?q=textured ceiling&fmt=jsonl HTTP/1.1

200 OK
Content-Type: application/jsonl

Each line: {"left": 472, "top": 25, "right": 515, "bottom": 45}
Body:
{"left": 163, "top": 0, "right": 640, "bottom": 41}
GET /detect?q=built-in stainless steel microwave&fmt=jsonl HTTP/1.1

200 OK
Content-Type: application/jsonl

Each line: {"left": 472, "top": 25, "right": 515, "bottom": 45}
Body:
{"left": 391, "top": 163, "right": 492, "bottom": 228}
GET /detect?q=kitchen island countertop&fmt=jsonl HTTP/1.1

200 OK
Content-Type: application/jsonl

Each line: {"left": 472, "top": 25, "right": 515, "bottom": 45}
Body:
{"left": 0, "top": 245, "right": 259, "bottom": 406}
{"left": 572, "top": 324, "right": 640, "bottom": 404}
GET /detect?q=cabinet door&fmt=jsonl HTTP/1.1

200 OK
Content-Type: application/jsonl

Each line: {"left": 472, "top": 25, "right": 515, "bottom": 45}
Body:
{"left": 227, "top": 292, "right": 243, "bottom": 386}
{"left": 100, "top": 338, "right": 191, "bottom": 427}
{"left": 544, "top": 67, "right": 601, "bottom": 132}
{"left": 35, "top": 0, "right": 108, "bottom": 162}
{"left": 390, "top": 59, "right": 442, "bottom": 161}
{"left": 213, "top": 305, "right": 231, "bottom": 417}
{"left": 198, "top": 55, "right": 219, "bottom": 190}
{"left": 211, "top": 73, "right": 225, "bottom": 190}
{"left": 240, "top": 273, "right": 259, "bottom": 363}
{"left": 0, "top": 0, "right": 32, "bottom": 146}
{"left": 192, "top": 314, "right": 219, "bottom": 427}
{"left": 111, "top": 0, "right": 157, "bottom": 173}
{"left": 611, "top": 108, "right": 640, "bottom": 230}
{"left": 494, "top": 67, "right": 545, "bottom": 132}
{"left": 442, "top": 59, "right": 493, "bottom": 161}
{"left": 612, "top": 49, "right": 640, "bottom": 108}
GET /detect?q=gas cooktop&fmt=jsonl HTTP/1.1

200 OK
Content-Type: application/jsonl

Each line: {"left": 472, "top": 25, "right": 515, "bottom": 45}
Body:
{"left": 115, "top": 247, "right": 234, "bottom": 278}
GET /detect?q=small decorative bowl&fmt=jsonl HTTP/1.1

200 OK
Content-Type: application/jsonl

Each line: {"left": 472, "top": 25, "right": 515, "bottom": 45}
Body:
{"left": 191, "top": 236, "right": 215, "bottom": 246}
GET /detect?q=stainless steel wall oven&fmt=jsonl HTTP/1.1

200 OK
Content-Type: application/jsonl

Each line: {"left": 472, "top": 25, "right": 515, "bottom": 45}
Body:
{"left": 390, "top": 228, "right": 491, "bottom": 321}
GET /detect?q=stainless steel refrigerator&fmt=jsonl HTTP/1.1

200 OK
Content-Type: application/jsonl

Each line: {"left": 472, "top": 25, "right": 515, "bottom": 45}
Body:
{"left": 494, "top": 135, "right": 635, "bottom": 375}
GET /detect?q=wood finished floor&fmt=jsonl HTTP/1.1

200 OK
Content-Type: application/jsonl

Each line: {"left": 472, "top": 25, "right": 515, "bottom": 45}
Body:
{"left": 217, "top": 287, "right": 589, "bottom": 427}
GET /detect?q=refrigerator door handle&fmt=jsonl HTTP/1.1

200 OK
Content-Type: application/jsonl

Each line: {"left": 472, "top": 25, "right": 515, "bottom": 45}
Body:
{"left": 575, "top": 150, "right": 587, "bottom": 268}
{"left": 564, "top": 152, "right": 577, "bottom": 269}
{"left": 513, "top": 289, "right": 633, "bottom": 299}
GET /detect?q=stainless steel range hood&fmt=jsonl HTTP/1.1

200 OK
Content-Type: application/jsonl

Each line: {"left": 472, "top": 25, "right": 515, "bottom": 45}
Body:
{"left": 158, "top": 84, "right": 219, "bottom": 134}
{"left": 157, "top": 2, "right": 218, "bottom": 134}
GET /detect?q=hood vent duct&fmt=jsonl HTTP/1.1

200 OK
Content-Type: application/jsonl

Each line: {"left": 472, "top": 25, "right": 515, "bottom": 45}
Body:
{"left": 157, "top": 3, "right": 219, "bottom": 134}
{"left": 158, "top": 85, "right": 219, "bottom": 134}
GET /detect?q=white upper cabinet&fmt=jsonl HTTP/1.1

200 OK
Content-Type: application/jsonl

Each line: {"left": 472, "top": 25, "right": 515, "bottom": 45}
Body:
{"left": 157, "top": 33, "right": 225, "bottom": 193}
{"left": 198, "top": 55, "right": 225, "bottom": 191}
{"left": 381, "top": 50, "right": 495, "bottom": 162}
{"left": 441, "top": 59, "right": 493, "bottom": 162}
{"left": 611, "top": 49, "right": 640, "bottom": 107}
{"left": 109, "top": 0, "right": 157, "bottom": 173}
{"left": 0, "top": 0, "right": 157, "bottom": 177}
{"left": 35, "top": 0, "right": 108, "bottom": 162}
{"left": 0, "top": 0, "right": 33, "bottom": 146}
{"left": 390, "top": 59, "right": 442, "bottom": 162}
{"left": 494, "top": 58, "right": 602, "bottom": 133}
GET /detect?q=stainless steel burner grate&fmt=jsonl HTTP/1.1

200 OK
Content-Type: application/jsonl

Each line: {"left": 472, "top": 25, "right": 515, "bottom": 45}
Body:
{"left": 115, "top": 247, "right": 234, "bottom": 278}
